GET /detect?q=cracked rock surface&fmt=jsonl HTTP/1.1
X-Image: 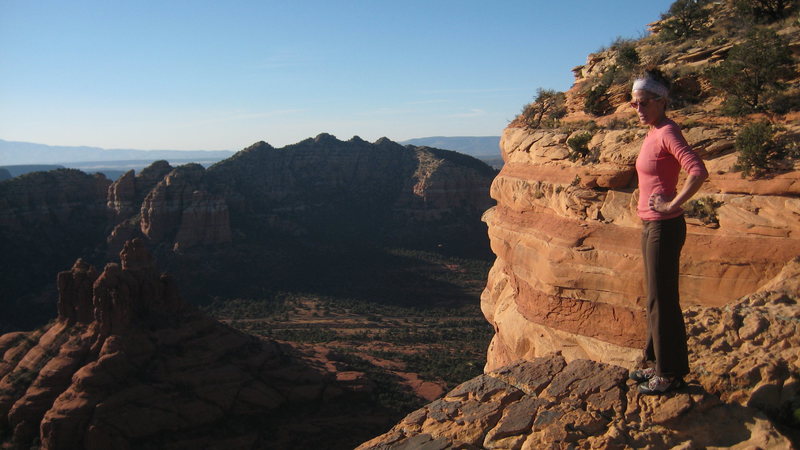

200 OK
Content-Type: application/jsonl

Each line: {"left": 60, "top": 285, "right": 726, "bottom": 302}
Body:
{"left": 358, "top": 354, "right": 791, "bottom": 449}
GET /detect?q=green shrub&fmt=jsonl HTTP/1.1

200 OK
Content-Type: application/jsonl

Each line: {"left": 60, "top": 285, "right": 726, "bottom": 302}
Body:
{"left": 706, "top": 28, "right": 794, "bottom": 115}
{"left": 733, "top": 0, "right": 797, "bottom": 23}
{"left": 733, "top": 121, "right": 784, "bottom": 177}
{"left": 567, "top": 132, "right": 594, "bottom": 162}
{"left": 584, "top": 81, "right": 613, "bottom": 116}
{"left": 612, "top": 39, "right": 640, "bottom": 71}
{"left": 684, "top": 197, "right": 723, "bottom": 224}
{"left": 768, "top": 89, "right": 800, "bottom": 114}
{"left": 658, "top": 0, "right": 712, "bottom": 40}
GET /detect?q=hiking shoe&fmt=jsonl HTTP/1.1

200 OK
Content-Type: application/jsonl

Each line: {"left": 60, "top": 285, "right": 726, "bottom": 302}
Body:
{"left": 638, "top": 375, "right": 685, "bottom": 395}
{"left": 629, "top": 367, "right": 656, "bottom": 383}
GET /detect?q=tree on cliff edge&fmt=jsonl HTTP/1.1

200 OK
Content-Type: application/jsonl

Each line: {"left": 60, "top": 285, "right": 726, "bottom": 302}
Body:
{"left": 520, "top": 89, "right": 566, "bottom": 129}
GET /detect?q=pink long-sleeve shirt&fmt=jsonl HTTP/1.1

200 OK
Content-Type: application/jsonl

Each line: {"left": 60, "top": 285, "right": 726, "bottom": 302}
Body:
{"left": 636, "top": 119, "right": 708, "bottom": 221}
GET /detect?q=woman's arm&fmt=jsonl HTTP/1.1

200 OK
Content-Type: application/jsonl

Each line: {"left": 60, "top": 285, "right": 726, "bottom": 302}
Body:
{"left": 649, "top": 173, "right": 708, "bottom": 214}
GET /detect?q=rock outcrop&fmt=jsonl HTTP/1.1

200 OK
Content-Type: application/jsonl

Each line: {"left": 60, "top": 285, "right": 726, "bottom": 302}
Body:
{"left": 684, "top": 256, "right": 800, "bottom": 422}
{"left": 107, "top": 160, "right": 173, "bottom": 220}
{"left": 106, "top": 161, "right": 231, "bottom": 254}
{"left": 139, "top": 163, "right": 231, "bottom": 251}
{"left": 481, "top": 15, "right": 800, "bottom": 371}
{"left": 0, "top": 239, "right": 394, "bottom": 449}
{"left": 482, "top": 123, "right": 800, "bottom": 371}
{"left": 358, "top": 354, "right": 790, "bottom": 449}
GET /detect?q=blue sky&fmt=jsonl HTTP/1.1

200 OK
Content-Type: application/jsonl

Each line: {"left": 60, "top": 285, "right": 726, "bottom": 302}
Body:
{"left": 0, "top": 0, "right": 674, "bottom": 150}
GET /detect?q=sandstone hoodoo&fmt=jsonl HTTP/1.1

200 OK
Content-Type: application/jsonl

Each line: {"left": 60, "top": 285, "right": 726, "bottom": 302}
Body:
{"left": 0, "top": 135, "right": 497, "bottom": 331}
{"left": 0, "top": 239, "right": 403, "bottom": 449}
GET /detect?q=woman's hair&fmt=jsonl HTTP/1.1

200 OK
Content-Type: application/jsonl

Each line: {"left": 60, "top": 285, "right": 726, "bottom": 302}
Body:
{"left": 640, "top": 68, "right": 671, "bottom": 93}
{"left": 633, "top": 67, "right": 672, "bottom": 103}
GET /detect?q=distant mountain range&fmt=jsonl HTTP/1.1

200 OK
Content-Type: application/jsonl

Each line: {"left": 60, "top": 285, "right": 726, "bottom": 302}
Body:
{"left": 0, "top": 136, "right": 504, "bottom": 179}
{"left": 0, "top": 139, "right": 234, "bottom": 165}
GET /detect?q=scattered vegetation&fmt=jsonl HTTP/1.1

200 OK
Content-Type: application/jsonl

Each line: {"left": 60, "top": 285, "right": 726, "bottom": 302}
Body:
{"left": 733, "top": 121, "right": 785, "bottom": 177}
{"left": 520, "top": 89, "right": 566, "bottom": 129}
{"left": 369, "top": 347, "right": 486, "bottom": 390}
{"left": 684, "top": 196, "right": 723, "bottom": 224}
{"left": 203, "top": 248, "right": 494, "bottom": 413}
{"left": 329, "top": 350, "right": 425, "bottom": 417}
{"left": 706, "top": 28, "right": 795, "bottom": 115}
{"left": 610, "top": 37, "right": 641, "bottom": 74}
{"left": 560, "top": 120, "right": 599, "bottom": 134}
{"left": 604, "top": 117, "right": 634, "bottom": 130}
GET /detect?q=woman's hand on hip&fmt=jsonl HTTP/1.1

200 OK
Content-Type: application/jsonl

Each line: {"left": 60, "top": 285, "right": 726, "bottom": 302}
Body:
{"left": 649, "top": 192, "right": 681, "bottom": 214}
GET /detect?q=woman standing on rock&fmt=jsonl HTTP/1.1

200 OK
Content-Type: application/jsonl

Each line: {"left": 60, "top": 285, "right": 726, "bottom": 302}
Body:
{"left": 629, "top": 69, "right": 708, "bottom": 395}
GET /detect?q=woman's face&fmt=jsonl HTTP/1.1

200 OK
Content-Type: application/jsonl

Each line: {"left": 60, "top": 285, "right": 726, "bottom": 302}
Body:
{"left": 630, "top": 90, "right": 666, "bottom": 126}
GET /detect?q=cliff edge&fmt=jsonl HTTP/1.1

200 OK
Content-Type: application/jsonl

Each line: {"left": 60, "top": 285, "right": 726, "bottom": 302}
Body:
{"left": 360, "top": 258, "right": 799, "bottom": 448}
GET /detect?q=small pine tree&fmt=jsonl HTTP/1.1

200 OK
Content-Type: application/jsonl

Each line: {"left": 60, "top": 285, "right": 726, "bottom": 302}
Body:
{"left": 706, "top": 28, "right": 794, "bottom": 115}
{"left": 733, "top": 121, "right": 784, "bottom": 177}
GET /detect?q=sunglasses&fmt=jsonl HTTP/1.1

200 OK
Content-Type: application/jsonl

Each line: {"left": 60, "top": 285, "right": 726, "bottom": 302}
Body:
{"left": 630, "top": 97, "right": 662, "bottom": 108}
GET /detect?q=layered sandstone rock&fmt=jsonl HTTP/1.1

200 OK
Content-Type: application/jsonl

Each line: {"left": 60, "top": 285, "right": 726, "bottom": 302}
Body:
{"left": 139, "top": 163, "right": 231, "bottom": 251}
{"left": 107, "top": 161, "right": 233, "bottom": 254}
{"left": 483, "top": 74, "right": 800, "bottom": 374}
{"left": 358, "top": 354, "right": 791, "bottom": 449}
{"left": 0, "top": 239, "right": 389, "bottom": 449}
{"left": 106, "top": 160, "right": 172, "bottom": 220}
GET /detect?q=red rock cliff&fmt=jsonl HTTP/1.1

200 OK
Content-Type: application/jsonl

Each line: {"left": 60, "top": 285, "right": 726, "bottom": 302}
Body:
{"left": 481, "top": 21, "right": 800, "bottom": 372}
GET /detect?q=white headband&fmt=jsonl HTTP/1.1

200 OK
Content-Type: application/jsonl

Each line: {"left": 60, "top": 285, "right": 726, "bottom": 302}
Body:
{"left": 632, "top": 78, "right": 669, "bottom": 99}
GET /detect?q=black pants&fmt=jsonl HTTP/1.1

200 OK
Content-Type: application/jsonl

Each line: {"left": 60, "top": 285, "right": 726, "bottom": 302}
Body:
{"left": 641, "top": 215, "right": 689, "bottom": 378}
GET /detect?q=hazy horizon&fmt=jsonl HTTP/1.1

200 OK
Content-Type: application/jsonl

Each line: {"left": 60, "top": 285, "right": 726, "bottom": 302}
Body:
{"left": 0, "top": 135, "right": 503, "bottom": 169}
